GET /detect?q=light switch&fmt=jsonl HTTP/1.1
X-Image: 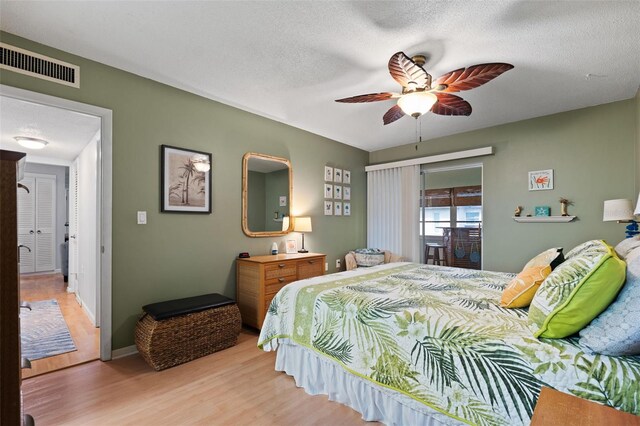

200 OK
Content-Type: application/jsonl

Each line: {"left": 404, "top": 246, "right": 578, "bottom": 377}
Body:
{"left": 137, "top": 211, "right": 147, "bottom": 225}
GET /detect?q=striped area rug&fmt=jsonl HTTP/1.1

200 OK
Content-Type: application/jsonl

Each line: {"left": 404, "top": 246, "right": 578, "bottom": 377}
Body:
{"left": 21, "top": 299, "right": 77, "bottom": 361}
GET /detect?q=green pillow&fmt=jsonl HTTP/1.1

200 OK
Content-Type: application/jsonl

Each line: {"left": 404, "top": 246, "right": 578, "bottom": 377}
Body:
{"left": 528, "top": 240, "right": 626, "bottom": 338}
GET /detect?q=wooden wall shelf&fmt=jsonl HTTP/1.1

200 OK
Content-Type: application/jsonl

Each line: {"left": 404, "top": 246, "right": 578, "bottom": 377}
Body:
{"left": 513, "top": 216, "right": 576, "bottom": 223}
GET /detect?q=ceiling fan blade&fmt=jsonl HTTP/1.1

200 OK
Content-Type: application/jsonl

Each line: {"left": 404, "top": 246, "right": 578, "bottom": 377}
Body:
{"left": 388, "top": 52, "right": 429, "bottom": 89}
{"left": 431, "top": 93, "right": 472, "bottom": 116}
{"left": 383, "top": 104, "right": 406, "bottom": 125}
{"left": 335, "top": 92, "right": 399, "bottom": 103}
{"left": 433, "top": 63, "right": 514, "bottom": 93}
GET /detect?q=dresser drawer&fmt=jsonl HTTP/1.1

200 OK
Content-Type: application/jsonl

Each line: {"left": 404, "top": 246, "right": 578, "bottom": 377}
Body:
{"left": 264, "top": 261, "right": 297, "bottom": 280}
{"left": 298, "top": 258, "right": 324, "bottom": 279}
{"left": 265, "top": 276, "right": 296, "bottom": 296}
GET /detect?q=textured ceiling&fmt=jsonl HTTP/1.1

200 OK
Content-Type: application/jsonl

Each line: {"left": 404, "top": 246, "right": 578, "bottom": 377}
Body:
{"left": 1, "top": 1, "right": 639, "bottom": 152}
{"left": 0, "top": 96, "right": 101, "bottom": 163}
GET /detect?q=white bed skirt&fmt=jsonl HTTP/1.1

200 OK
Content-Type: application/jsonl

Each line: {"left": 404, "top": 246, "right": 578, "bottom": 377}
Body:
{"left": 272, "top": 339, "right": 458, "bottom": 426}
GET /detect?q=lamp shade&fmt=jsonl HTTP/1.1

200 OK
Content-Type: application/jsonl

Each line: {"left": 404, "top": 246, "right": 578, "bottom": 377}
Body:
{"left": 281, "top": 216, "right": 290, "bottom": 232}
{"left": 294, "top": 216, "right": 312, "bottom": 233}
{"left": 635, "top": 193, "right": 640, "bottom": 215}
{"left": 603, "top": 199, "right": 634, "bottom": 221}
{"left": 397, "top": 91, "right": 438, "bottom": 118}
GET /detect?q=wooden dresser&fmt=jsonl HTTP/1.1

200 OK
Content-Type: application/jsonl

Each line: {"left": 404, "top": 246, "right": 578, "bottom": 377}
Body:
{"left": 236, "top": 252, "right": 325, "bottom": 329}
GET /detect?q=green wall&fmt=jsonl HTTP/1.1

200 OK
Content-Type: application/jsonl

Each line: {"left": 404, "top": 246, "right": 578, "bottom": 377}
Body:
{"left": 0, "top": 32, "right": 368, "bottom": 349}
{"left": 424, "top": 167, "right": 482, "bottom": 190}
{"left": 371, "top": 100, "right": 638, "bottom": 273}
{"left": 636, "top": 89, "right": 640, "bottom": 193}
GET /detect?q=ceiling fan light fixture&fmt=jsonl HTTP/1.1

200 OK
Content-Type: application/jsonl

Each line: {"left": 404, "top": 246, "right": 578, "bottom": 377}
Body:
{"left": 14, "top": 136, "right": 49, "bottom": 150}
{"left": 397, "top": 91, "right": 437, "bottom": 118}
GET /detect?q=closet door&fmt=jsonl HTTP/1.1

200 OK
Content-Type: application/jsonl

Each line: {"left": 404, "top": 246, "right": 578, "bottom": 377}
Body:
{"left": 35, "top": 176, "right": 56, "bottom": 272}
{"left": 68, "top": 162, "right": 79, "bottom": 292}
{"left": 17, "top": 176, "right": 35, "bottom": 274}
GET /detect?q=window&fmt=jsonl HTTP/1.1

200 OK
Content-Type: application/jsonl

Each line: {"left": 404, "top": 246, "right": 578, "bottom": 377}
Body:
{"left": 420, "top": 185, "right": 482, "bottom": 236}
{"left": 421, "top": 206, "right": 451, "bottom": 236}
{"left": 456, "top": 205, "right": 482, "bottom": 228}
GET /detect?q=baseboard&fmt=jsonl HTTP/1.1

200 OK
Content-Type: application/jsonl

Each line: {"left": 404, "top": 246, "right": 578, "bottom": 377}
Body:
{"left": 112, "top": 344, "right": 138, "bottom": 359}
{"left": 81, "top": 302, "right": 96, "bottom": 326}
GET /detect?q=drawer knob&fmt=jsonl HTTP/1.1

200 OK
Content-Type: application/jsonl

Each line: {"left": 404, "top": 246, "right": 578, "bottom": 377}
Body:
{"left": 278, "top": 263, "right": 285, "bottom": 268}
{"left": 278, "top": 278, "right": 285, "bottom": 283}
{"left": 308, "top": 260, "right": 315, "bottom": 264}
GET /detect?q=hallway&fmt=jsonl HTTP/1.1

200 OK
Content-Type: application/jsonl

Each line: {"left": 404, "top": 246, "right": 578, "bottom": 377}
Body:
{"left": 20, "top": 273, "right": 99, "bottom": 378}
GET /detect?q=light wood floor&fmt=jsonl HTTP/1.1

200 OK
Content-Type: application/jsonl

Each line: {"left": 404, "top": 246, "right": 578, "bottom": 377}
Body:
{"left": 20, "top": 273, "right": 100, "bottom": 378}
{"left": 23, "top": 329, "right": 373, "bottom": 425}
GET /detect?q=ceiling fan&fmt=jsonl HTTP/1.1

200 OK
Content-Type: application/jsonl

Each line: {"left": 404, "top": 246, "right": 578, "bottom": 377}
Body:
{"left": 335, "top": 52, "right": 514, "bottom": 125}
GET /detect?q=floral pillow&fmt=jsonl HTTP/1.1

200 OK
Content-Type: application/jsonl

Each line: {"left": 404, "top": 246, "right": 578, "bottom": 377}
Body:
{"left": 528, "top": 240, "right": 626, "bottom": 338}
{"left": 353, "top": 248, "right": 385, "bottom": 267}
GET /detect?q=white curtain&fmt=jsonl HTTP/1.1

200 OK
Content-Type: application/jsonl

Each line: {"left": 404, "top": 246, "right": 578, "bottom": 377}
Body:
{"left": 367, "top": 165, "right": 421, "bottom": 262}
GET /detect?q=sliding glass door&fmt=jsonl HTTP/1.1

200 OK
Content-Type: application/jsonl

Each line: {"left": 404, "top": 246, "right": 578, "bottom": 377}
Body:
{"left": 420, "top": 165, "right": 483, "bottom": 269}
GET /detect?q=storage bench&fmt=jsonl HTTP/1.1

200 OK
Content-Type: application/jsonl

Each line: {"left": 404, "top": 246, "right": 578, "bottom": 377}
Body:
{"left": 135, "top": 293, "right": 241, "bottom": 371}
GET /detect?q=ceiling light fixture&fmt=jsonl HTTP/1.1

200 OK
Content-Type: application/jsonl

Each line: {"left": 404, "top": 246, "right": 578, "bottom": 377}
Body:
{"left": 14, "top": 136, "right": 49, "bottom": 150}
{"left": 397, "top": 91, "right": 438, "bottom": 118}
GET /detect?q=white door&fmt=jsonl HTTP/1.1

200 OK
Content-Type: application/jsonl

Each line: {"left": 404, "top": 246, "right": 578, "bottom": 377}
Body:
{"left": 17, "top": 176, "right": 35, "bottom": 273}
{"left": 17, "top": 173, "right": 56, "bottom": 273}
{"left": 68, "top": 161, "right": 79, "bottom": 293}
{"left": 35, "top": 176, "right": 56, "bottom": 271}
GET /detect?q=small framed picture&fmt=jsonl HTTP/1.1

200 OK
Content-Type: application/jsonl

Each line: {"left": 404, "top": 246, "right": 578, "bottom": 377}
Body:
{"left": 534, "top": 206, "right": 551, "bottom": 216}
{"left": 279, "top": 195, "right": 287, "bottom": 207}
{"left": 334, "top": 201, "right": 342, "bottom": 216}
{"left": 324, "top": 166, "right": 333, "bottom": 182}
{"left": 324, "top": 184, "right": 333, "bottom": 199}
{"left": 528, "top": 169, "right": 554, "bottom": 191}
{"left": 343, "top": 202, "right": 351, "bottom": 216}
{"left": 334, "top": 168, "right": 343, "bottom": 183}
{"left": 343, "top": 186, "right": 351, "bottom": 200}
{"left": 285, "top": 239, "right": 298, "bottom": 254}
{"left": 324, "top": 200, "right": 333, "bottom": 216}
{"left": 334, "top": 185, "right": 342, "bottom": 200}
{"left": 343, "top": 170, "right": 351, "bottom": 184}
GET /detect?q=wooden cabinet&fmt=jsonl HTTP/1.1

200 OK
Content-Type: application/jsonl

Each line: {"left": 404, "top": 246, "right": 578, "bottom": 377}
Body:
{"left": 236, "top": 253, "right": 325, "bottom": 329}
{"left": 0, "top": 150, "right": 27, "bottom": 425}
{"left": 531, "top": 387, "right": 640, "bottom": 425}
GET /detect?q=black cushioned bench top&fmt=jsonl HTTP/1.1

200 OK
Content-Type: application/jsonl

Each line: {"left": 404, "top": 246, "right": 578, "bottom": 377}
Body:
{"left": 142, "top": 293, "right": 236, "bottom": 321}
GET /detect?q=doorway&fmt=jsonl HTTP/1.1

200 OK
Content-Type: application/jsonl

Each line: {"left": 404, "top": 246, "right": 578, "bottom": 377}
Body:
{"left": 420, "top": 164, "right": 483, "bottom": 269}
{"left": 0, "top": 84, "right": 113, "bottom": 365}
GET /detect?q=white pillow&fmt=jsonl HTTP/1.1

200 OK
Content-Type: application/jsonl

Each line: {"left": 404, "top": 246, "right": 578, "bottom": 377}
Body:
{"left": 614, "top": 235, "right": 640, "bottom": 259}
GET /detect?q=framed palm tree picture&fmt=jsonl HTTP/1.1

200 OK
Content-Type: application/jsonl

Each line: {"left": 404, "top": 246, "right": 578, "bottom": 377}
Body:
{"left": 161, "top": 145, "right": 212, "bottom": 213}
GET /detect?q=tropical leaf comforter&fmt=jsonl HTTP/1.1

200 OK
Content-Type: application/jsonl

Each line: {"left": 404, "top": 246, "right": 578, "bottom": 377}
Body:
{"left": 258, "top": 262, "right": 640, "bottom": 425}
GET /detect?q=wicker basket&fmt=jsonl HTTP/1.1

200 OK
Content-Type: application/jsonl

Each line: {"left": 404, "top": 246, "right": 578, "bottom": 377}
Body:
{"left": 135, "top": 303, "right": 241, "bottom": 371}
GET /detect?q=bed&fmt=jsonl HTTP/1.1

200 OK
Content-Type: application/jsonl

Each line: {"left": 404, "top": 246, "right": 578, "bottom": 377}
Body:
{"left": 258, "top": 261, "right": 640, "bottom": 425}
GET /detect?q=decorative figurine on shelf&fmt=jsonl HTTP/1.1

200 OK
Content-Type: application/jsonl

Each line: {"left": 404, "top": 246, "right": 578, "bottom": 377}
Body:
{"left": 559, "top": 197, "right": 572, "bottom": 216}
{"left": 514, "top": 206, "right": 523, "bottom": 217}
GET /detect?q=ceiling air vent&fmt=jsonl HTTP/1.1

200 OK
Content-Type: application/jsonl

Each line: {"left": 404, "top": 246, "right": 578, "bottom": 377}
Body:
{"left": 0, "top": 43, "right": 80, "bottom": 88}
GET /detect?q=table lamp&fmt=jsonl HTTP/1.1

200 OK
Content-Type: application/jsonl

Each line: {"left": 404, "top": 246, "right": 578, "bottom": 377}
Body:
{"left": 603, "top": 199, "right": 637, "bottom": 238}
{"left": 294, "top": 217, "right": 312, "bottom": 253}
